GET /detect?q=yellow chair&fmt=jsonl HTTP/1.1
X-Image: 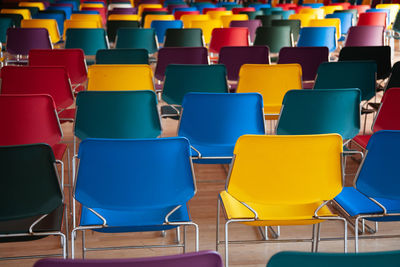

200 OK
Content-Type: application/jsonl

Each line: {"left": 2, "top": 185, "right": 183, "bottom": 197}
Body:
{"left": 300, "top": 8, "right": 325, "bottom": 19}
{"left": 309, "top": 18, "right": 341, "bottom": 41}
{"left": 220, "top": 14, "right": 248, "bottom": 28}
{"left": 322, "top": 5, "right": 343, "bottom": 15}
{"left": 190, "top": 19, "right": 222, "bottom": 44}
{"left": 144, "top": 14, "right": 175, "bottom": 28}
{"left": 181, "top": 14, "right": 210, "bottom": 28}
{"left": 19, "top": 2, "right": 45, "bottom": 11}
{"left": 1, "top": 8, "right": 31, "bottom": 20}
{"left": 107, "top": 14, "right": 140, "bottom": 21}
{"left": 87, "top": 64, "right": 155, "bottom": 91}
{"left": 21, "top": 19, "right": 61, "bottom": 43}
{"left": 207, "top": 10, "right": 233, "bottom": 20}
{"left": 80, "top": 3, "right": 105, "bottom": 9}
{"left": 217, "top": 134, "right": 347, "bottom": 267}
{"left": 236, "top": 64, "right": 302, "bottom": 120}
{"left": 289, "top": 13, "right": 317, "bottom": 27}
{"left": 70, "top": 13, "right": 103, "bottom": 27}
{"left": 376, "top": 3, "right": 400, "bottom": 24}
{"left": 138, "top": 4, "right": 163, "bottom": 17}
{"left": 63, "top": 19, "right": 100, "bottom": 39}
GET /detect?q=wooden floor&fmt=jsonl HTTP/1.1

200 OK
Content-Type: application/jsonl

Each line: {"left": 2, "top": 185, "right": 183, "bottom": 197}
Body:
{"left": 2, "top": 46, "right": 400, "bottom": 266}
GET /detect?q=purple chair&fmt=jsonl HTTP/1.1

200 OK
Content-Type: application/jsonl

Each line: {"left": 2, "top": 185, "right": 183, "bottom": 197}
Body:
{"left": 168, "top": 4, "right": 189, "bottom": 13}
{"left": 344, "top": 26, "right": 385, "bottom": 47}
{"left": 33, "top": 251, "right": 223, "bottom": 267}
{"left": 229, "top": 19, "right": 262, "bottom": 43}
{"left": 278, "top": 46, "right": 329, "bottom": 88}
{"left": 108, "top": 7, "right": 138, "bottom": 15}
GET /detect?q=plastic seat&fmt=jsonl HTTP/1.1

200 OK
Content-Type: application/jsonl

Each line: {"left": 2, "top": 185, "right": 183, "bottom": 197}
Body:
{"left": 21, "top": 18, "right": 61, "bottom": 43}
{"left": 335, "top": 130, "right": 400, "bottom": 251}
{"left": 63, "top": 19, "right": 100, "bottom": 39}
{"left": 299, "top": 7, "right": 325, "bottom": 19}
{"left": 366, "top": 8, "right": 390, "bottom": 26}
{"left": 0, "top": 17, "right": 13, "bottom": 44}
{"left": 297, "top": 27, "right": 337, "bottom": 52}
{"left": 96, "top": 48, "right": 149, "bottom": 64}
{"left": 1, "top": 8, "right": 31, "bottom": 20}
{"left": 150, "top": 20, "right": 183, "bottom": 44}
{"left": 164, "top": 28, "right": 204, "bottom": 47}
{"left": 357, "top": 11, "right": 386, "bottom": 28}
{"left": 277, "top": 89, "right": 361, "bottom": 140}
{"left": 107, "top": 7, "right": 137, "bottom": 15}
{"left": 254, "top": 26, "right": 292, "bottom": 54}
{"left": 325, "top": 12, "right": 353, "bottom": 41}
{"left": 34, "top": 10, "right": 66, "bottom": 37}
{"left": 0, "top": 143, "right": 66, "bottom": 261}
{"left": 181, "top": 14, "right": 209, "bottom": 28}
{"left": 255, "top": 14, "right": 283, "bottom": 26}
{"left": 376, "top": 3, "right": 399, "bottom": 24}
{"left": 178, "top": 93, "right": 265, "bottom": 164}
{"left": 106, "top": 20, "right": 140, "bottom": 43}
{"left": 81, "top": 7, "right": 106, "bottom": 24}
{"left": 190, "top": 19, "right": 221, "bottom": 44}
{"left": 65, "top": 28, "right": 109, "bottom": 56}
{"left": 207, "top": 10, "right": 232, "bottom": 20}
{"left": 238, "top": 10, "right": 263, "bottom": 20}
{"left": 143, "top": 14, "right": 174, "bottom": 29}
{"left": 35, "top": 251, "right": 223, "bottom": 267}
{"left": 70, "top": 13, "right": 103, "bottom": 27}
{"left": 217, "top": 134, "right": 347, "bottom": 267}
{"left": 220, "top": 14, "right": 248, "bottom": 27}
{"left": 229, "top": 20, "right": 261, "bottom": 43}
{"left": 0, "top": 13, "right": 23, "bottom": 27}
{"left": 115, "top": 28, "right": 158, "bottom": 54}
{"left": 48, "top": 5, "right": 73, "bottom": 19}
{"left": 71, "top": 137, "right": 197, "bottom": 258}
{"left": 19, "top": 2, "right": 45, "bottom": 10}
{"left": 236, "top": 64, "right": 302, "bottom": 120}
{"left": 309, "top": 18, "right": 341, "bottom": 41}
{"left": 322, "top": 5, "right": 343, "bottom": 15}
{"left": 107, "top": 14, "right": 140, "bottom": 21}
{"left": 344, "top": 26, "right": 384, "bottom": 47}
{"left": 289, "top": 13, "right": 317, "bottom": 27}
{"left": 271, "top": 10, "right": 295, "bottom": 19}
{"left": 209, "top": 27, "right": 249, "bottom": 54}
{"left": 232, "top": 7, "right": 255, "bottom": 14}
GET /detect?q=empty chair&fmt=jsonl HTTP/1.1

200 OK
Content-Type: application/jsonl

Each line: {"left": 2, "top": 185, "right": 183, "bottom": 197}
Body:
{"left": 299, "top": 7, "right": 325, "bottom": 19}
{"left": 34, "top": 10, "right": 66, "bottom": 37}
{"left": 254, "top": 26, "right": 292, "bottom": 54}
{"left": 150, "top": 19, "right": 183, "bottom": 44}
{"left": 96, "top": 48, "right": 149, "bottom": 64}
{"left": 1, "top": 8, "right": 31, "bottom": 20}
{"left": 297, "top": 27, "right": 337, "bottom": 52}
{"left": 271, "top": 19, "right": 301, "bottom": 44}
{"left": 326, "top": 12, "right": 353, "bottom": 41}
{"left": 289, "top": 13, "right": 317, "bottom": 27}
{"left": 164, "top": 28, "right": 204, "bottom": 47}
{"left": 255, "top": 14, "right": 282, "bottom": 26}
{"left": 229, "top": 19, "right": 261, "bottom": 43}
{"left": 190, "top": 19, "right": 222, "bottom": 45}
{"left": 309, "top": 18, "right": 341, "bottom": 41}
{"left": 207, "top": 10, "right": 232, "bottom": 20}
{"left": 21, "top": 18, "right": 61, "bottom": 43}
{"left": 357, "top": 11, "right": 386, "bottom": 27}
{"left": 220, "top": 14, "right": 248, "bottom": 27}
{"left": 209, "top": 27, "right": 249, "bottom": 54}
{"left": 108, "top": 14, "right": 140, "bottom": 21}
{"left": 181, "top": 14, "right": 210, "bottom": 28}
{"left": 0, "top": 13, "right": 23, "bottom": 27}
{"left": 70, "top": 13, "right": 102, "bottom": 27}
{"left": 65, "top": 28, "right": 109, "bottom": 56}
{"left": 63, "top": 19, "right": 100, "bottom": 39}
{"left": 344, "top": 26, "right": 385, "bottom": 47}
{"left": 115, "top": 28, "right": 158, "bottom": 54}
{"left": 143, "top": 13, "right": 174, "bottom": 28}
{"left": 239, "top": 10, "right": 263, "bottom": 20}
{"left": 106, "top": 20, "right": 140, "bottom": 43}
{"left": 0, "top": 17, "right": 13, "bottom": 44}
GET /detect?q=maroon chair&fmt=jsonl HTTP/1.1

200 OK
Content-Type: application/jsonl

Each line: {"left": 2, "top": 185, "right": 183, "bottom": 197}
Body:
{"left": 174, "top": 10, "right": 200, "bottom": 19}
{"left": 209, "top": 27, "right": 249, "bottom": 54}
{"left": 229, "top": 19, "right": 262, "bottom": 43}
{"left": 108, "top": 7, "right": 138, "bottom": 15}
{"left": 344, "top": 26, "right": 384, "bottom": 47}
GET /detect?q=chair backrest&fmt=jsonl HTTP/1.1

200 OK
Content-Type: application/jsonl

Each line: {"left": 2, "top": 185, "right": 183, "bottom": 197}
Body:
{"left": 87, "top": 64, "right": 154, "bottom": 91}
{"left": 154, "top": 47, "right": 209, "bottom": 81}
{"left": 48, "top": 5, "right": 72, "bottom": 19}
{"left": 106, "top": 20, "right": 140, "bottom": 43}
{"left": 373, "top": 88, "right": 400, "bottom": 132}
{"left": 207, "top": 10, "right": 232, "bottom": 19}
{"left": 162, "top": 64, "right": 228, "bottom": 105}
{"left": 1, "top": 66, "right": 74, "bottom": 111}
{"left": 220, "top": 14, "right": 248, "bottom": 27}
{"left": 1, "top": 8, "right": 31, "bottom": 20}
{"left": 6, "top": 27, "right": 52, "bottom": 55}
{"left": 209, "top": 27, "right": 249, "bottom": 53}
{"left": 289, "top": 13, "right": 317, "bottom": 27}
{"left": 338, "top": 46, "right": 391, "bottom": 80}
{"left": 239, "top": 10, "right": 263, "bottom": 20}
{"left": 0, "top": 94, "right": 62, "bottom": 147}
{"left": 65, "top": 28, "right": 108, "bottom": 56}
{"left": 278, "top": 46, "right": 329, "bottom": 81}
{"left": 226, "top": 134, "right": 343, "bottom": 204}
{"left": 63, "top": 19, "right": 100, "bottom": 39}
{"left": 150, "top": 19, "right": 183, "bottom": 43}
{"left": 314, "top": 61, "right": 377, "bottom": 101}
{"left": 0, "top": 17, "right": 13, "bottom": 43}
{"left": 357, "top": 11, "right": 386, "bottom": 27}
{"left": 74, "top": 90, "right": 161, "bottom": 140}
{"left": 164, "top": 28, "right": 204, "bottom": 47}
{"left": 271, "top": 10, "right": 295, "bottom": 20}
{"left": 181, "top": 14, "right": 210, "bottom": 28}
{"left": 267, "top": 251, "right": 400, "bottom": 267}
{"left": 96, "top": 48, "right": 149, "bottom": 64}
{"left": 335, "top": 9, "right": 357, "bottom": 25}
{"left": 34, "top": 10, "right": 65, "bottom": 36}
{"left": 385, "top": 62, "right": 400, "bottom": 91}
{"left": 218, "top": 46, "right": 270, "bottom": 81}
{"left": 178, "top": 93, "right": 265, "bottom": 146}
{"left": 0, "top": 143, "right": 63, "bottom": 222}
{"left": 355, "top": 131, "right": 400, "bottom": 200}
{"left": 344, "top": 26, "right": 384, "bottom": 47}
{"left": 70, "top": 13, "right": 102, "bottom": 27}
{"left": 297, "top": 26, "right": 336, "bottom": 52}
{"left": 236, "top": 63, "right": 302, "bottom": 116}
{"left": 276, "top": 89, "right": 361, "bottom": 140}
{"left": 326, "top": 12, "right": 353, "bottom": 35}
{"left": 299, "top": 7, "right": 325, "bottom": 19}
{"left": 0, "top": 13, "right": 23, "bottom": 27}
{"left": 253, "top": 26, "right": 292, "bottom": 53}
{"left": 255, "top": 14, "right": 283, "bottom": 26}
{"left": 34, "top": 251, "right": 223, "bottom": 267}
{"left": 143, "top": 14, "right": 174, "bottom": 28}
{"left": 229, "top": 19, "right": 261, "bottom": 43}
{"left": 189, "top": 19, "right": 221, "bottom": 44}
{"left": 309, "top": 18, "right": 341, "bottom": 40}
{"left": 108, "top": 14, "right": 140, "bottom": 21}
{"left": 271, "top": 19, "right": 301, "bottom": 43}
{"left": 74, "top": 137, "right": 194, "bottom": 213}
{"left": 376, "top": 3, "right": 399, "bottom": 23}
{"left": 29, "top": 48, "right": 87, "bottom": 85}
{"left": 21, "top": 18, "right": 61, "bottom": 43}
{"left": 115, "top": 28, "right": 158, "bottom": 54}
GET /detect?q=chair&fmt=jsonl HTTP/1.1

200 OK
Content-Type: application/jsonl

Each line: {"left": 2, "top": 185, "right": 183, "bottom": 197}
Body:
{"left": 164, "top": 28, "right": 204, "bottom": 47}
{"left": 325, "top": 12, "right": 353, "bottom": 41}
{"left": 271, "top": 19, "right": 301, "bottom": 44}
{"left": 299, "top": 7, "right": 325, "bottom": 19}
{"left": 217, "top": 134, "right": 347, "bottom": 267}
{"left": 220, "top": 14, "right": 248, "bottom": 28}
{"left": 0, "top": 17, "right": 13, "bottom": 44}
{"left": 34, "top": 10, "right": 66, "bottom": 37}
{"left": 335, "top": 130, "right": 400, "bottom": 252}
{"left": 174, "top": 10, "right": 199, "bottom": 19}
{"left": 0, "top": 143, "right": 67, "bottom": 260}
{"left": 344, "top": 26, "right": 384, "bottom": 47}
{"left": 108, "top": 14, "right": 140, "bottom": 21}
{"left": 106, "top": 20, "right": 140, "bottom": 43}
{"left": 267, "top": 251, "right": 400, "bottom": 267}
{"left": 21, "top": 18, "right": 61, "bottom": 43}
{"left": 87, "top": 64, "right": 155, "bottom": 91}
{"left": 239, "top": 10, "right": 263, "bottom": 20}
{"left": 65, "top": 28, "right": 109, "bottom": 56}
{"left": 143, "top": 14, "right": 174, "bottom": 28}
{"left": 289, "top": 13, "right": 317, "bottom": 27}
{"left": 276, "top": 89, "right": 361, "bottom": 141}
{"left": 178, "top": 93, "right": 265, "bottom": 164}
{"left": 229, "top": 20, "right": 261, "bottom": 43}
{"left": 151, "top": 20, "right": 183, "bottom": 44}
{"left": 232, "top": 7, "right": 255, "bottom": 14}
{"left": 384, "top": 62, "right": 400, "bottom": 92}
{"left": 63, "top": 19, "right": 100, "bottom": 39}
{"left": 70, "top": 13, "right": 103, "bottom": 27}
{"left": 271, "top": 10, "right": 295, "bottom": 19}
{"left": 34, "top": 251, "right": 223, "bottom": 267}
{"left": 190, "top": 19, "right": 221, "bottom": 45}
{"left": 115, "top": 28, "right": 158, "bottom": 54}
{"left": 309, "top": 18, "right": 341, "bottom": 41}
{"left": 376, "top": 3, "right": 399, "bottom": 24}
{"left": 255, "top": 14, "right": 283, "bottom": 26}
{"left": 322, "top": 5, "right": 343, "bottom": 15}
{"left": 236, "top": 64, "right": 302, "bottom": 120}
{"left": 0, "top": 13, "right": 23, "bottom": 27}
{"left": 71, "top": 137, "right": 197, "bottom": 258}
{"left": 96, "top": 48, "right": 149, "bottom": 64}
{"left": 297, "top": 27, "right": 337, "bottom": 52}
{"left": 209, "top": 28, "right": 249, "bottom": 54}
{"left": 48, "top": 5, "right": 72, "bottom": 19}
{"left": 1, "top": 8, "right": 31, "bottom": 20}
{"left": 181, "top": 14, "right": 210, "bottom": 28}
{"left": 253, "top": 26, "right": 292, "bottom": 54}
{"left": 357, "top": 11, "right": 386, "bottom": 27}
{"left": 207, "top": 10, "right": 232, "bottom": 20}
{"left": 19, "top": 2, "right": 45, "bottom": 10}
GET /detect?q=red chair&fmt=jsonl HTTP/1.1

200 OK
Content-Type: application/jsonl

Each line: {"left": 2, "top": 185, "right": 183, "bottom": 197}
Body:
{"left": 352, "top": 88, "right": 400, "bottom": 149}
{"left": 232, "top": 7, "right": 255, "bottom": 14}
{"left": 81, "top": 7, "right": 107, "bottom": 24}
{"left": 357, "top": 12, "right": 387, "bottom": 28}
{"left": 209, "top": 27, "right": 249, "bottom": 54}
{"left": 275, "top": 3, "right": 297, "bottom": 10}
{"left": 0, "top": 65, "right": 75, "bottom": 122}
{"left": 174, "top": 10, "right": 199, "bottom": 20}
{"left": 349, "top": 5, "right": 371, "bottom": 14}
{"left": 203, "top": 7, "right": 226, "bottom": 14}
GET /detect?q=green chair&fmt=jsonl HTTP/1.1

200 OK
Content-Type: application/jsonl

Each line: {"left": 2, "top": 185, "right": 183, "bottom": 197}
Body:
{"left": 0, "top": 17, "right": 14, "bottom": 44}
{"left": 106, "top": 20, "right": 140, "bottom": 43}
{"left": 271, "top": 19, "right": 301, "bottom": 43}
{"left": 96, "top": 48, "right": 149, "bottom": 64}
{"left": 0, "top": 13, "right": 23, "bottom": 27}
{"left": 65, "top": 28, "right": 109, "bottom": 56}
{"left": 115, "top": 28, "right": 158, "bottom": 54}
{"left": 255, "top": 14, "right": 283, "bottom": 26}
{"left": 254, "top": 26, "right": 293, "bottom": 54}
{"left": 0, "top": 144, "right": 67, "bottom": 260}
{"left": 163, "top": 28, "right": 204, "bottom": 48}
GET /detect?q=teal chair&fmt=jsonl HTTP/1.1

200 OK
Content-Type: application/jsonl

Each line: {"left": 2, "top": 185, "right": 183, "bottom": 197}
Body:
{"left": 271, "top": 19, "right": 301, "bottom": 43}
{"left": 163, "top": 28, "right": 204, "bottom": 48}
{"left": 115, "top": 28, "right": 158, "bottom": 54}
{"left": 0, "top": 17, "right": 14, "bottom": 44}
{"left": 106, "top": 20, "right": 140, "bottom": 43}
{"left": 95, "top": 48, "right": 149, "bottom": 64}
{"left": 65, "top": 28, "right": 109, "bottom": 56}
{"left": 267, "top": 251, "right": 400, "bottom": 267}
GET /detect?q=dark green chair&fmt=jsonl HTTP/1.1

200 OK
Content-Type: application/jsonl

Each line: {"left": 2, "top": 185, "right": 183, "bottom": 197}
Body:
{"left": 0, "top": 17, "right": 14, "bottom": 44}
{"left": 271, "top": 19, "right": 301, "bottom": 43}
{"left": 95, "top": 48, "right": 149, "bottom": 64}
{"left": 0, "top": 13, "right": 23, "bottom": 27}
{"left": 267, "top": 251, "right": 400, "bottom": 267}
{"left": 254, "top": 26, "right": 293, "bottom": 54}
{"left": 239, "top": 10, "right": 263, "bottom": 20}
{"left": 115, "top": 28, "right": 158, "bottom": 54}
{"left": 106, "top": 20, "right": 140, "bottom": 43}
{"left": 163, "top": 28, "right": 204, "bottom": 48}
{"left": 141, "top": 10, "right": 168, "bottom": 27}
{"left": 0, "top": 144, "right": 66, "bottom": 260}
{"left": 255, "top": 14, "right": 283, "bottom": 26}
{"left": 65, "top": 28, "right": 109, "bottom": 56}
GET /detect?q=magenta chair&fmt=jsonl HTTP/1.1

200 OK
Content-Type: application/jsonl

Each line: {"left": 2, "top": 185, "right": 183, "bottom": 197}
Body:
{"left": 344, "top": 26, "right": 384, "bottom": 46}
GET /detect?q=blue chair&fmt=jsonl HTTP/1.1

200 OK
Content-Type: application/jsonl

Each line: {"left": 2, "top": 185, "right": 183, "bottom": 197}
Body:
{"left": 71, "top": 137, "right": 198, "bottom": 258}
{"left": 334, "top": 130, "right": 400, "bottom": 252}
{"left": 297, "top": 26, "right": 337, "bottom": 52}
{"left": 326, "top": 12, "right": 353, "bottom": 41}
{"left": 72, "top": 10, "right": 99, "bottom": 15}
{"left": 151, "top": 19, "right": 183, "bottom": 43}
{"left": 302, "top": 3, "right": 324, "bottom": 8}
{"left": 34, "top": 11, "right": 66, "bottom": 37}
{"left": 48, "top": 6, "right": 72, "bottom": 19}
{"left": 178, "top": 93, "right": 265, "bottom": 164}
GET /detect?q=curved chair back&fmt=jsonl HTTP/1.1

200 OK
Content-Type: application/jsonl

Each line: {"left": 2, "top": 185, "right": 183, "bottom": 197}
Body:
{"left": 6, "top": 28, "right": 52, "bottom": 56}
{"left": 190, "top": 19, "right": 221, "bottom": 44}
{"left": 255, "top": 14, "right": 283, "bottom": 26}
{"left": 0, "top": 17, "right": 13, "bottom": 43}
{"left": 63, "top": 19, "right": 100, "bottom": 39}
{"left": 299, "top": 7, "right": 325, "bottom": 19}
{"left": 209, "top": 27, "right": 249, "bottom": 53}
{"left": 254, "top": 26, "right": 292, "bottom": 53}
{"left": 357, "top": 11, "right": 386, "bottom": 27}
{"left": 384, "top": 62, "right": 400, "bottom": 91}
{"left": 230, "top": 19, "right": 261, "bottom": 43}
{"left": 373, "top": 88, "right": 400, "bottom": 132}
{"left": 181, "top": 14, "right": 209, "bottom": 28}
{"left": 164, "top": 28, "right": 204, "bottom": 47}
{"left": 0, "top": 13, "right": 23, "bottom": 27}
{"left": 239, "top": 10, "right": 263, "bottom": 20}
{"left": 65, "top": 28, "right": 108, "bottom": 56}
{"left": 115, "top": 28, "right": 158, "bottom": 54}
{"left": 1, "top": 8, "right": 31, "bottom": 20}
{"left": 34, "top": 10, "right": 65, "bottom": 36}
{"left": 96, "top": 48, "right": 149, "bottom": 64}
{"left": 309, "top": 18, "right": 341, "bottom": 40}
{"left": 70, "top": 13, "right": 102, "bottom": 27}
{"left": 271, "top": 19, "right": 301, "bottom": 43}
{"left": 143, "top": 14, "right": 174, "bottom": 28}
{"left": 21, "top": 18, "right": 61, "bottom": 43}
{"left": 289, "top": 13, "right": 317, "bottom": 27}
{"left": 106, "top": 20, "right": 140, "bottom": 43}
{"left": 271, "top": 10, "right": 295, "bottom": 19}
{"left": 150, "top": 20, "right": 183, "bottom": 43}
{"left": 220, "top": 14, "right": 248, "bottom": 27}
{"left": 326, "top": 12, "right": 353, "bottom": 37}
{"left": 344, "top": 26, "right": 384, "bottom": 47}
{"left": 297, "top": 26, "right": 337, "bottom": 52}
